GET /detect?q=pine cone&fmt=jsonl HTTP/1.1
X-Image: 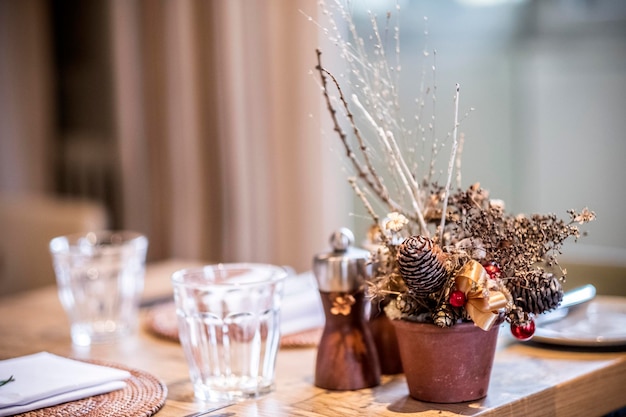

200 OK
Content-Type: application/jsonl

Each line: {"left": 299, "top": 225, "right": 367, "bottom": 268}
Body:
{"left": 508, "top": 273, "right": 563, "bottom": 315}
{"left": 397, "top": 235, "right": 448, "bottom": 298}
{"left": 432, "top": 303, "right": 459, "bottom": 328}
{"left": 395, "top": 293, "right": 421, "bottom": 316}
{"left": 506, "top": 305, "right": 531, "bottom": 326}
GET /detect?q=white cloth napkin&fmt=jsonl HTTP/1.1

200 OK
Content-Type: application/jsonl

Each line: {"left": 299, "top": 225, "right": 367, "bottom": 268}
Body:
{"left": 0, "top": 352, "right": 131, "bottom": 417}
{"left": 280, "top": 271, "right": 325, "bottom": 335}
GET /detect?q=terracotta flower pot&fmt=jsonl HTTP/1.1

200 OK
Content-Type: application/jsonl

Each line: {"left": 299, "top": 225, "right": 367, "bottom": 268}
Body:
{"left": 391, "top": 319, "right": 499, "bottom": 403}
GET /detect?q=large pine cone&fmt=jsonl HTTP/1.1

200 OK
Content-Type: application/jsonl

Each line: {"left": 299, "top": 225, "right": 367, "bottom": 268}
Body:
{"left": 397, "top": 235, "right": 448, "bottom": 298}
{"left": 508, "top": 272, "right": 563, "bottom": 315}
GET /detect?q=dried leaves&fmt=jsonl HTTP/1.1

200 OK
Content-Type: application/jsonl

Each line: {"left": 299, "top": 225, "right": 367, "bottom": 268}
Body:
{"left": 366, "top": 182, "right": 595, "bottom": 325}
{"left": 441, "top": 183, "right": 596, "bottom": 284}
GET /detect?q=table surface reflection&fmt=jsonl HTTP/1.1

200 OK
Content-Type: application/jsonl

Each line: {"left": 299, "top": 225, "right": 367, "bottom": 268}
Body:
{"left": 1, "top": 259, "right": 625, "bottom": 417}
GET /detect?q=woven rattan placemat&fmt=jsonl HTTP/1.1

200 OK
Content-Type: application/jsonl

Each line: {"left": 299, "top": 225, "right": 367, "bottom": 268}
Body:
{"left": 146, "top": 302, "right": 322, "bottom": 348}
{"left": 16, "top": 359, "right": 167, "bottom": 417}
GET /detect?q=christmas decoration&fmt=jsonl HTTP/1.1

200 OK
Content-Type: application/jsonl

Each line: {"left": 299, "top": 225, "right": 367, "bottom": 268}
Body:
{"left": 397, "top": 236, "right": 448, "bottom": 298}
{"left": 449, "top": 290, "right": 466, "bottom": 308}
{"left": 312, "top": 0, "right": 595, "bottom": 339}
{"left": 511, "top": 320, "right": 536, "bottom": 341}
{"left": 310, "top": 0, "right": 596, "bottom": 404}
{"left": 509, "top": 273, "right": 563, "bottom": 315}
{"left": 483, "top": 262, "right": 502, "bottom": 280}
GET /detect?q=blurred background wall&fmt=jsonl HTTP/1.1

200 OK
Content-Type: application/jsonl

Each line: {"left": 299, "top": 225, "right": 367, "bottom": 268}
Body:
{"left": 0, "top": 0, "right": 351, "bottom": 282}
{"left": 348, "top": 0, "right": 626, "bottom": 293}
{"left": 0, "top": 0, "right": 624, "bottom": 292}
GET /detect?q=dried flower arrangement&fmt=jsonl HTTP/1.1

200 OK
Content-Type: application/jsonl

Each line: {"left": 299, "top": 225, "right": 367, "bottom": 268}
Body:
{"left": 312, "top": 1, "right": 595, "bottom": 339}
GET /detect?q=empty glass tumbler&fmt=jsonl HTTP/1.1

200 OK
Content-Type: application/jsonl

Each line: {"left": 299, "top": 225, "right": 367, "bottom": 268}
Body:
{"left": 171, "top": 263, "right": 288, "bottom": 402}
{"left": 49, "top": 230, "right": 148, "bottom": 346}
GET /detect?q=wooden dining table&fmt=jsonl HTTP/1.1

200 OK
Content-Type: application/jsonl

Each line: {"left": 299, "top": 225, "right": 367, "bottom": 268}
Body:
{"left": 1, "top": 259, "right": 626, "bottom": 417}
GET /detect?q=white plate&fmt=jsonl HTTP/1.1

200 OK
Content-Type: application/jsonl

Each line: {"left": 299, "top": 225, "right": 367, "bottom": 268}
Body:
{"left": 533, "top": 296, "right": 626, "bottom": 347}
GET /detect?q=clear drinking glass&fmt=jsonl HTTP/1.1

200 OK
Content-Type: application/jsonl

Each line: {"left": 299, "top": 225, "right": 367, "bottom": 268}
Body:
{"left": 49, "top": 230, "right": 148, "bottom": 346}
{"left": 171, "top": 263, "right": 288, "bottom": 402}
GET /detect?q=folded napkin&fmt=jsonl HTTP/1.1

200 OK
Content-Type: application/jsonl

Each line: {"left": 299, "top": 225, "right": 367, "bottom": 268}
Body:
{"left": 280, "top": 271, "right": 325, "bottom": 335}
{"left": 0, "top": 352, "right": 131, "bottom": 416}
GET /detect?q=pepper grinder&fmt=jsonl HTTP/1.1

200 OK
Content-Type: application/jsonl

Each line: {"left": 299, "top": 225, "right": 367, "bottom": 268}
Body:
{"left": 313, "top": 228, "right": 381, "bottom": 390}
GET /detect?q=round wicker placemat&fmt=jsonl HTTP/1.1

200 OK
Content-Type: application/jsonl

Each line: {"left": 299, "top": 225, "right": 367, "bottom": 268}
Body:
{"left": 16, "top": 359, "right": 167, "bottom": 417}
{"left": 146, "top": 302, "right": 322, "bottom": 348}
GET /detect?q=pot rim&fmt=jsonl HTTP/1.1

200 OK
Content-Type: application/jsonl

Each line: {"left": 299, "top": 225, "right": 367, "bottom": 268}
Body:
{"left": 390, "top": 318, "right": 499, "bottom": 335}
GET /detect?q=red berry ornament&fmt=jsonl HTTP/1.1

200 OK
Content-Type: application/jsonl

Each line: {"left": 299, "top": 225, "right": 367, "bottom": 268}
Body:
{"left": 511, "top": 319, "right": 536, "bottom": 341}
{"left": 483, "top": 261, "right": 501, "bottom": 279}
{"left": 449, "top": 290, "right": 466, "bottom": 308}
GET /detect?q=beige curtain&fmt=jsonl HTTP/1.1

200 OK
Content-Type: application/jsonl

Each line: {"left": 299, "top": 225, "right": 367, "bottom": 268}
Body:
{"left": 109, "top": 0, "right": 352, "bottom": 272}
{"left": 0, "top": 0, "right": 54, "bottom": 194}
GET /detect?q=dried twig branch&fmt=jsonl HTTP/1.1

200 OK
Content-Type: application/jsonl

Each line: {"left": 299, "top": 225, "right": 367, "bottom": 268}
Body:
{"left": 348, "top": 177, "right": 380, "bottom": 227}
{"left": 351, "top": 95, "right": 429, "bottom": 235}
{"left": 455, "top": 133, "right": 465, "bottom": 189}
{"left": 439, "top": 83, "right": 461, "bottom": 242}
{"left": 315, "top": 49, "right": 407, "bottom": 216}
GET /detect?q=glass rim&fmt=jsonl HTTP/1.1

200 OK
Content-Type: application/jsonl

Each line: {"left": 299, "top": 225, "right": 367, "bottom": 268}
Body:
{"left": 49, "top": 230, "right": 148, "bottom": 253}
{"left": 171, "top": 262, "right": 289, "bottom": 288}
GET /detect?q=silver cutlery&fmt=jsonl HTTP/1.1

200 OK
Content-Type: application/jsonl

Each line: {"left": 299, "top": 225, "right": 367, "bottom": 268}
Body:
{"left": 536, "top": 283, "right": 596, "bottom": 325}
{"left": 183, "top": 403, "right": 234, "bottom": 417}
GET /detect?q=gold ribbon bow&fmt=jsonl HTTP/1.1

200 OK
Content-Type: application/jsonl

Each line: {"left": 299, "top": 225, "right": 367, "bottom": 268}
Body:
{"left": 455, "top": 260, "right": 509, "bottom": 331}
